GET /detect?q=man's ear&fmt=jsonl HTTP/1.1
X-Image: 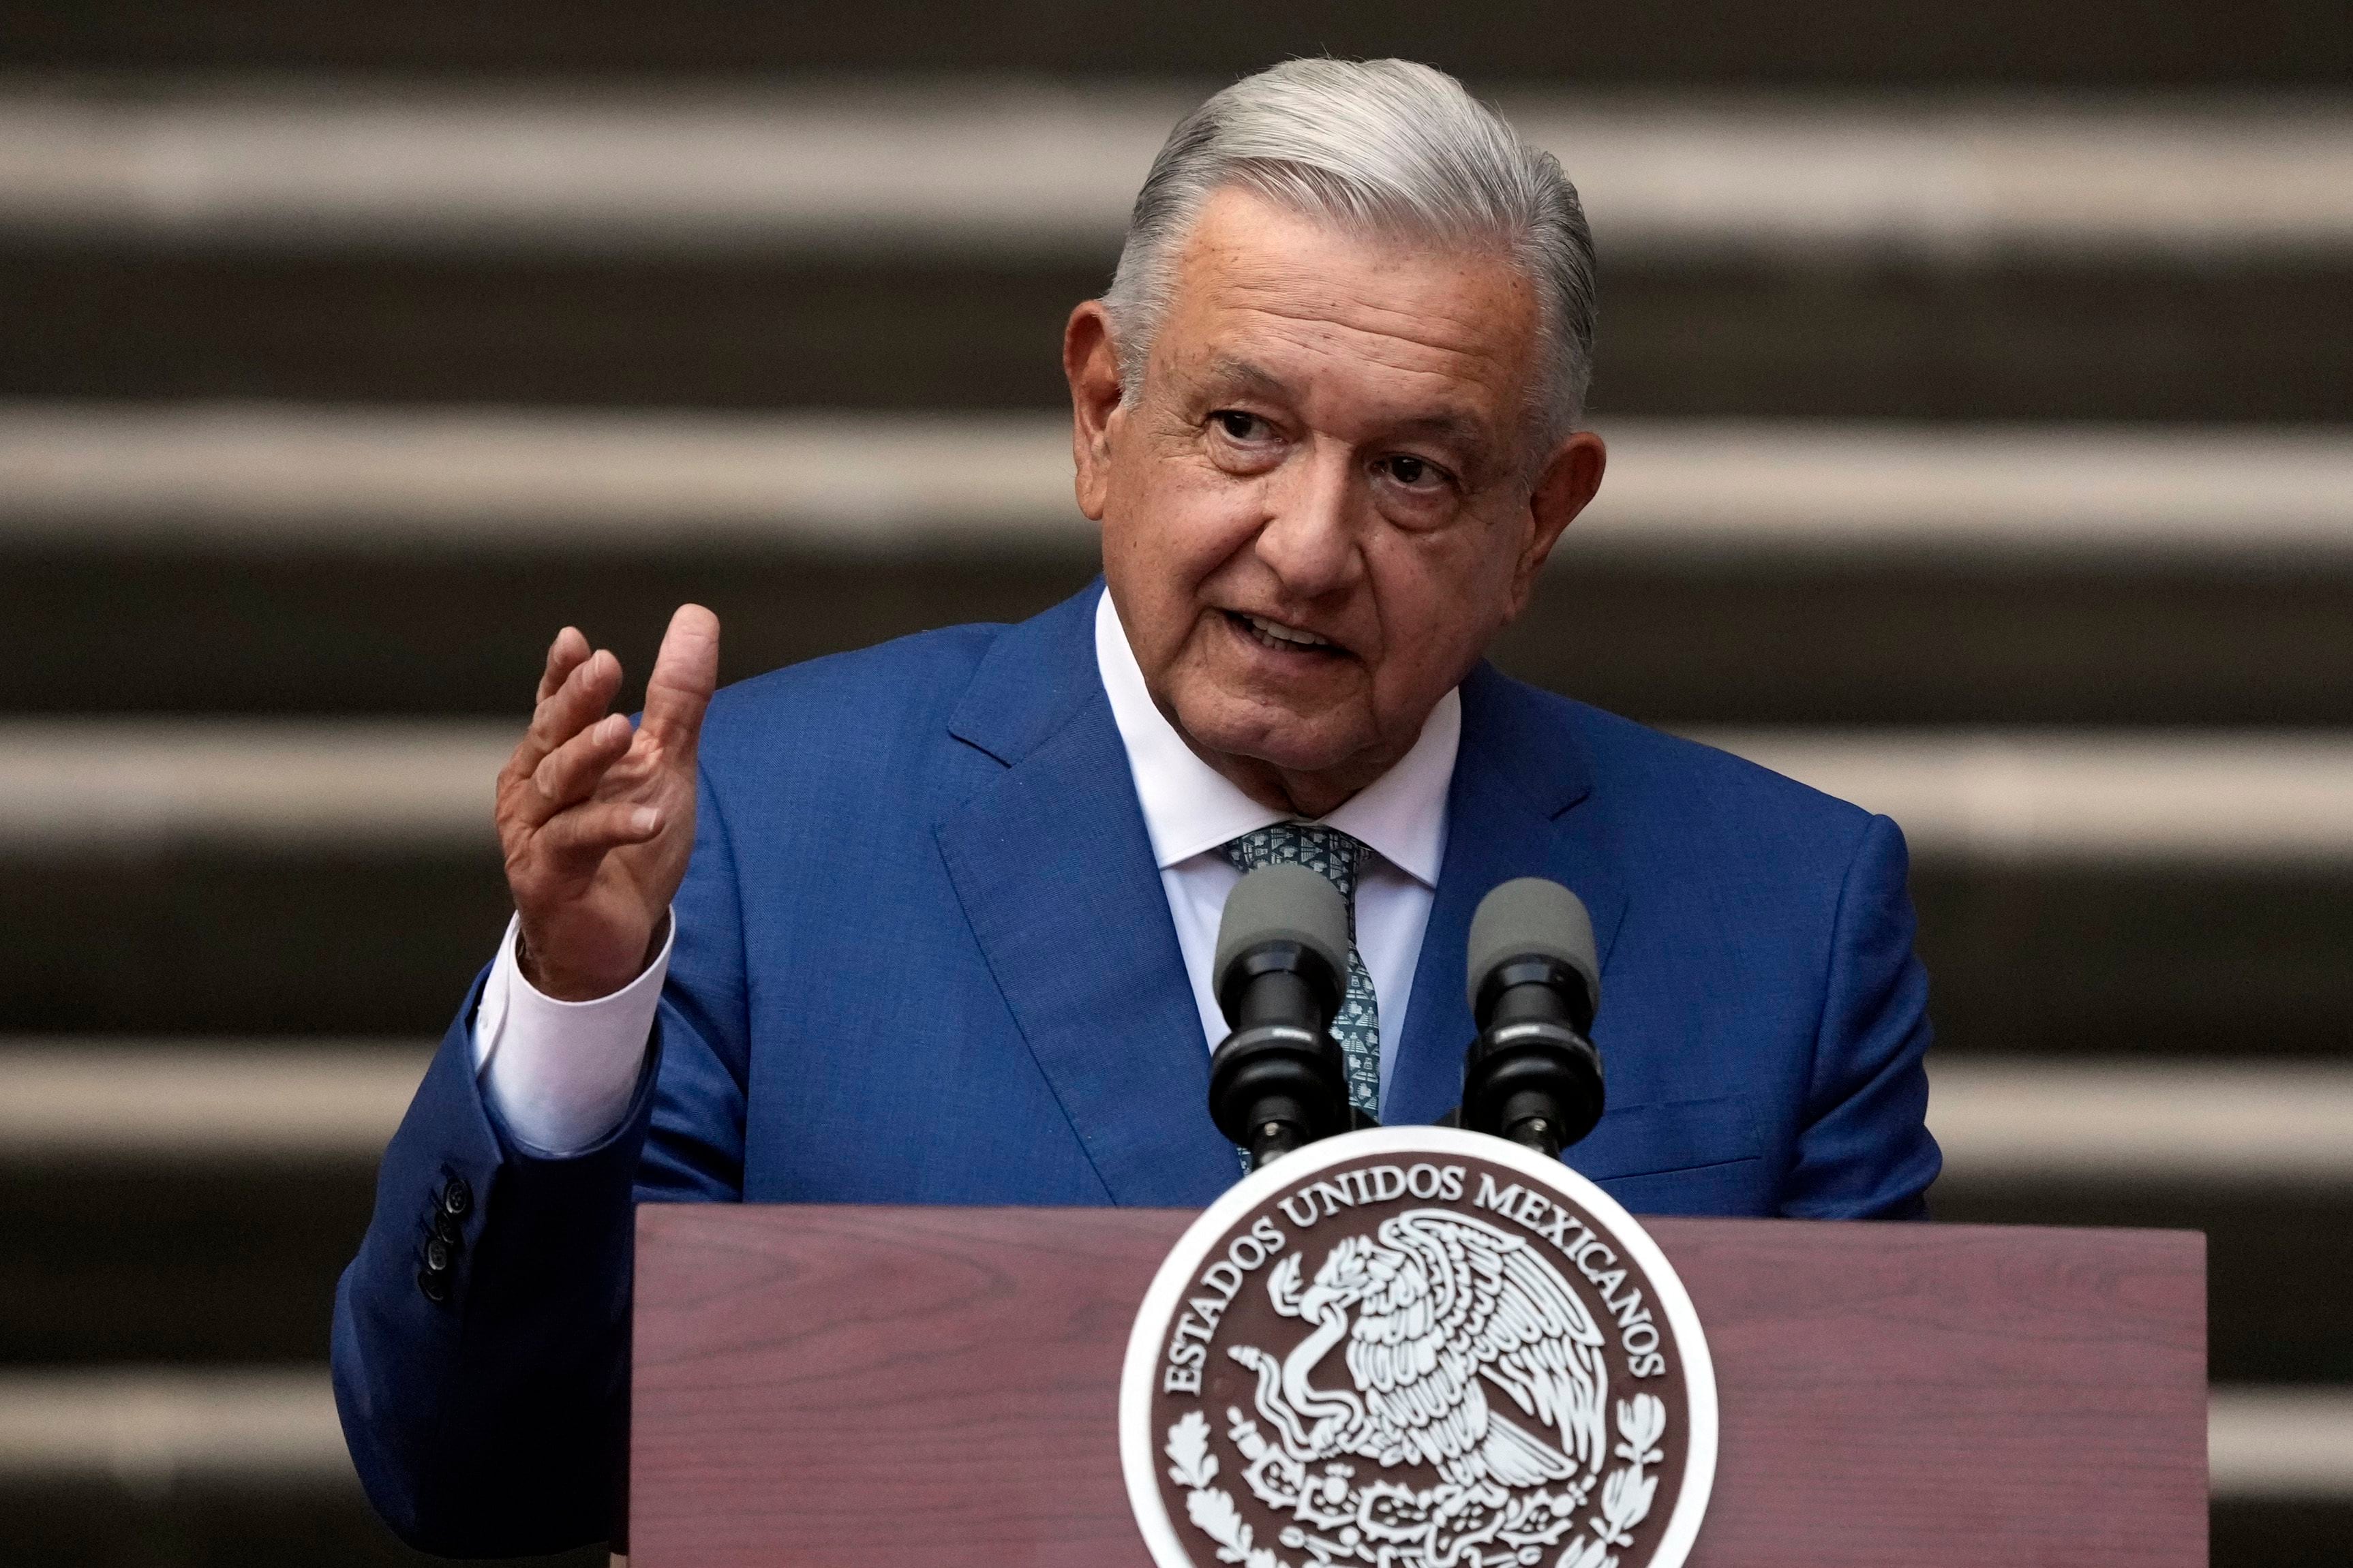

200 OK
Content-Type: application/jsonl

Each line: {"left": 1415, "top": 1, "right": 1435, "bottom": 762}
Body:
{"left": 1508, "top": 430, "right": 1607, "bottom": 615}
{"left": 1065, "top": 301, "right": 1127, "bottom": 522}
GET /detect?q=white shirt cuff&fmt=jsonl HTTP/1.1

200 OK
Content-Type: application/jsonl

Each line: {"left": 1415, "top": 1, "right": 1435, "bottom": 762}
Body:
{"left": 470, "top": 911, "right": 674, "bottom": 1156}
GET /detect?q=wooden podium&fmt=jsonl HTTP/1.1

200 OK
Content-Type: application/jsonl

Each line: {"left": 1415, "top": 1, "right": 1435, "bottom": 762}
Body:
{"left": 629, "top": 1205, "right": 2205, "bottom": 1567}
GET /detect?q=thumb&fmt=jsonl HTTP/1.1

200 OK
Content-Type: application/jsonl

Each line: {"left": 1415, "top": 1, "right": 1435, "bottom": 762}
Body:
{"left": 641, "top": 603, "right": 720, "bottom": 756}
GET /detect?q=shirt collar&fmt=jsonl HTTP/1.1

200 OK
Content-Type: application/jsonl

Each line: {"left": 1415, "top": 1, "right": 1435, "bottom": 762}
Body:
{"left": 1093, "top": 587, "right": 1458, "bottom": 886}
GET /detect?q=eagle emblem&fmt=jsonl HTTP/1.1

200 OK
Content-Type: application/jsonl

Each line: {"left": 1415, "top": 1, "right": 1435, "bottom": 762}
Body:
{"left": 1129, "top": 1137, "right": 1711, "bottom": 1568}
{"left": 1232, "top": 1210, "right": 1609, "bottom": 1494}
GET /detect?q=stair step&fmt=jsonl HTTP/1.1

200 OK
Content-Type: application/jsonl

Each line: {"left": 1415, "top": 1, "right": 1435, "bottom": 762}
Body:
{"left": 11, "top": 249, "right": 2344, "bottom": 419}
{"left": 1, "top": 1150, "right": 2342, "bottom": 1377}
{"left": 6, "top": 89, "right": 2350, "bottom": 418}
{"left": 2211, "top": 1391, "right": 2353, "bottom": 1499}
{"left": 25, "top": 850, "right": 2339, "bottom": 1049}
{"left": 9, "top": 87, "right": 2349, "bottom": 259}
{"left": 3, "top": 728, "right": 2347, "bottom": 1048}
{"left": 0, "top": 1390, "right": 2333, "bottom": 1568}
{"left": 10, "top": 412, "right": 2347, "bottom": 725}
{"left": 8, "top": 547, "right": 2348, "bottom": 726}
{"left": 2, "top": 1368, "right": 2344, "bottom": 1497}
{"left": 3, "top": 6, "right": 2346, "bottom": 84}
{"left": 0, "top": 1367, "right": 346, "bottom": 1484}
{"left": 1692, "top": 731, "right": 2353, "bottom": 865}
{"left": 9, "top": 408, "right": 2350, "bottom": 558}
{"left": 0, "top": 1043, "right": 430, "bottom": 1160}
{"left": 0, "top": 1367, "right": 2337, "bottom": 1564}
{"left": 7, "top": 721, "right": 2349, "bottom": 863}
{"left": 1930, "top": 1061, "right": 2353, "bottom": 1184}
{"left": 9, "top": 1044, "right": 2351, "bottom": 1183}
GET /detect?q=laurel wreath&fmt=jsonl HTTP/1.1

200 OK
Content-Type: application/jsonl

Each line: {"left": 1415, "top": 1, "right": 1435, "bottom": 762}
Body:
{"left": 1166, "top": 1394, "right": 1667, "bottom": 1568}
{"left": 1166, "top": 1411, "right": 1287, "bottom": 1568}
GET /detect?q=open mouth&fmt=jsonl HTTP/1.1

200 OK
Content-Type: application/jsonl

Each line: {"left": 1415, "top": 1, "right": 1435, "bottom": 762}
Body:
{"left": 1226, "top": 609, "right": 1344, "bottom": 656}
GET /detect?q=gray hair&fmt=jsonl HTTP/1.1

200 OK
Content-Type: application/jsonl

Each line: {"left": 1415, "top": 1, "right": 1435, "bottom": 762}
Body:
{"left": 1103, "top": 58, "right": 1598, "bottom": 446}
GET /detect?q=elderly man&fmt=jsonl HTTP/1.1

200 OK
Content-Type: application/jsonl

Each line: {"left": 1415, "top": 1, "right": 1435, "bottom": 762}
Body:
{"left": 335, "top": 59, "right": 1937, "bottom": 1555}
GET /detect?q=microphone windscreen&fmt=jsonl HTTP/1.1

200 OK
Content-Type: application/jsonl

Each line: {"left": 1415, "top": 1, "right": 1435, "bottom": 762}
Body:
{"left": 1466, "top": 877, "right": 1598, "bottom": 1013}
{"left": 1215, "top": 863, "right": 1351, "bottom": 1001}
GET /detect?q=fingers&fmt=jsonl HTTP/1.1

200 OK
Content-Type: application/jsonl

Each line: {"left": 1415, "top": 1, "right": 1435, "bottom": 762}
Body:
{"left": 510, "top": 710, "right": 635, "bottom": 830}
{"left": 507, "top": 605, "right": 713, "bottom": 816}
{"left": 513, "top": 642, "right": 624, "bottom": 778}
{"left": 531, "top": 797, "right": 667, "bottom": 874}
{"left": 640, "top": 604, "right": 721, "bottom": 756}
{"left": 536, "top": 626, "right": 592, "bottom": 705}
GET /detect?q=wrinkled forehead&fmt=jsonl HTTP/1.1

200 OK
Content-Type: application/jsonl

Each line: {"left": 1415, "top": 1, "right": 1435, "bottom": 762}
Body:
{"left": 1156, "top": 188, "right": 1547, "bottom": 445}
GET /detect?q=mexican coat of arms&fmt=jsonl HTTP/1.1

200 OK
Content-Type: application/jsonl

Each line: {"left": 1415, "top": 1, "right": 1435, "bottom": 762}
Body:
{"left": 1122, "top": 1128, "right": 1716, "bottom": 1568}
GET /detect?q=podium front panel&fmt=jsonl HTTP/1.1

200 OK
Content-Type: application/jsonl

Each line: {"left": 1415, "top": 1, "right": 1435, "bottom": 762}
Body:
{"left": 631, "top": 1205, "right": 2204, "bottom": 1567}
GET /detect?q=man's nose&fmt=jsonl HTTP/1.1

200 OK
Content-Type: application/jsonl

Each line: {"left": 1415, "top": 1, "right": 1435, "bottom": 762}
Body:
{"left": 1254, "top": 444, "right": 1360, "bottom": 598}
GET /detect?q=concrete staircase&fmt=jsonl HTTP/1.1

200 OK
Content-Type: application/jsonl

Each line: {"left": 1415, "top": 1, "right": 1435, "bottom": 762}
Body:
{"left": 2, "top": 5, "right": 2348, "bottom": 1563}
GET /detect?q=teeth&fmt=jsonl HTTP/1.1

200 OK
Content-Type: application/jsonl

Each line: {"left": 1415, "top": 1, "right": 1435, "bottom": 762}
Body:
{"left": 1242, "top": 613, "right": 1333, "bottom": 649}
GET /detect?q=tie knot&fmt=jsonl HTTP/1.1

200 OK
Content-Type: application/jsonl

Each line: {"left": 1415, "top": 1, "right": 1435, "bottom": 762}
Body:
{"left": 1221, "top": 822, "right": 1367, "bottom": 904}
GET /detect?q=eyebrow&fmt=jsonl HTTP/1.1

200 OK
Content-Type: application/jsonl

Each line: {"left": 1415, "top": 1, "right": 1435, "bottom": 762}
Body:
{"left": 1197, "top": 356, "right": 1491, "bottom": 450}
{"left": 1198, "top": 356, "right": 1294, "bottom": 403}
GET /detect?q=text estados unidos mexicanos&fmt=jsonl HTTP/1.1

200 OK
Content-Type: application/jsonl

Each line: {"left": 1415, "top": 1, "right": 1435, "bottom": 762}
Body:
{"left": 1162, "top": 1163, "right": 1669, "bottom": 1394}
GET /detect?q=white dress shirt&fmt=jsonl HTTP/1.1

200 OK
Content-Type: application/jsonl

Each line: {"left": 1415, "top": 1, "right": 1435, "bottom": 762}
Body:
{"left": 471, "top": 588, "right": 1459, "bottom": 1154}
{"left": 1091, "top": 590, "right": 1457, "bottom": 1094}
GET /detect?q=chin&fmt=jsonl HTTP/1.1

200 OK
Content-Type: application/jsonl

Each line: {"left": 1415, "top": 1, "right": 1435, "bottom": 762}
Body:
{"left": 1174, "top": 688, "right": 1362, "bottom": 775}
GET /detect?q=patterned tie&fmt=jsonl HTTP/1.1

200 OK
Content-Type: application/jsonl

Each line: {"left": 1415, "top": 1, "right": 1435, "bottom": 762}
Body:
{"left": 1221, "top": 823, "right": 1382, "bottom": 1119}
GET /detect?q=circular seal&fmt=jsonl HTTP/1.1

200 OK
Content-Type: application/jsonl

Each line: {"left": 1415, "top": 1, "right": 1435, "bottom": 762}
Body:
{"left": 1121, "top": 1128, "right": 1716, "bottom": 1568}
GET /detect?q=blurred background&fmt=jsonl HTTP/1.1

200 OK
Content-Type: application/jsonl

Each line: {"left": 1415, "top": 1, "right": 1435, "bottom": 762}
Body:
{"left": 1, "top": 1, "right": 2348, "bottom": 1563}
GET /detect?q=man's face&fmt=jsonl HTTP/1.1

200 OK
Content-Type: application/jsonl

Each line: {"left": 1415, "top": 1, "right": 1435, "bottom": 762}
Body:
{"left": 1069, "top": 187, "right": 1603, "bottom": 814}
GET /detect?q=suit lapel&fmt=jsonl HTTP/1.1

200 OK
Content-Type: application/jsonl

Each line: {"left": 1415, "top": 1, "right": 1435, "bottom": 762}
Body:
{"left": 932, "top": 588, "right": 1236, "bottom": 1206}
{"left": 930, "top": 602, "right": 1633, "bottom": 1178}
{"left": 1384, "top": 665, "right": 1628, "bottom": 1126}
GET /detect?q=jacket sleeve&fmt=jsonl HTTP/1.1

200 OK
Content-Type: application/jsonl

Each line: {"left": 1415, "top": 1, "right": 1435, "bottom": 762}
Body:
{"left": 330, "top": 764, "right": 752, "bottom": 1557}
{"left": 1779, "top": 812, "right": 1943, "bottom": 1219}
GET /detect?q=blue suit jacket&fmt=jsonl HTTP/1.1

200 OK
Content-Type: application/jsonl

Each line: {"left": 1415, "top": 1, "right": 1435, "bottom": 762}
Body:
{"left": 333, "top": 585, "right": 1938, "bottom": 1555}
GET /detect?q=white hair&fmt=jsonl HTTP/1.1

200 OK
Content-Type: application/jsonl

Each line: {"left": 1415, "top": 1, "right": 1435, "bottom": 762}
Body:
{"left": 1102, "top": 58, "right": 1598, "bottom": 446}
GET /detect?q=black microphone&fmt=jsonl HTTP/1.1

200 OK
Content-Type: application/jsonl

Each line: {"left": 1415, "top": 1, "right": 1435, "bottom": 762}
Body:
{"left": 1460, "top": 876, "right": 1605, "bottom": 1160}
{"left": 1208, "top": 864, "right": 1355, "bottom": 1171}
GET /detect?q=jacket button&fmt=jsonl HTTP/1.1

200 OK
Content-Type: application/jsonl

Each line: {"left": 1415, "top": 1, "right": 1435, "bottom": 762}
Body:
{"left": 424, "top": 1237, "right": 453, "bottom": 1274}
{"left": 439, "top": 1177, "right": 473, "bottom": 1218}
{"left": 417, "top": 1267, "right": 450, "bottom": 1304}
{"left": 431, "top": 1208, "right": 465, "bottom": 1245}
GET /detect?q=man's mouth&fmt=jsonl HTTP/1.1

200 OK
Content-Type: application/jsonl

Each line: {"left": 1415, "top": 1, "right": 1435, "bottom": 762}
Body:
{"left": 1228, "top": 610, "right": 1341, "bottom": 656}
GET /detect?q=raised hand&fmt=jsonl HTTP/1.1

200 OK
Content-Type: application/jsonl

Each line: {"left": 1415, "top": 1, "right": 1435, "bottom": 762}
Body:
{"left": 496, "top": 605, "right": 721, "bottom": 1001}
